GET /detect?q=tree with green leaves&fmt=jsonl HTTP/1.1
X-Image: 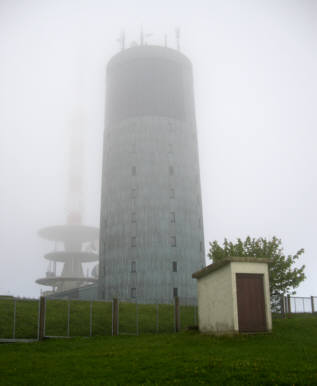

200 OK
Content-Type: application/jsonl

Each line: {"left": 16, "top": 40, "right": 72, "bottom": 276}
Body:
{"left": 208, "top": 236, "right": 305, "bottom": 296}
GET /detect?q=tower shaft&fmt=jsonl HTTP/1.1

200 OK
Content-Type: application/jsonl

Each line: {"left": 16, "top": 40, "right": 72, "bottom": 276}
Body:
{"left": 99, "top": 46, "right": 205, "bottom": 302}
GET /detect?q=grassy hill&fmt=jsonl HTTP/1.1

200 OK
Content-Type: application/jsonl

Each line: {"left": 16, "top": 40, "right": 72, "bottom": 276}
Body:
{"left": 0, "top": 316, "right": 316, "bottom": 384}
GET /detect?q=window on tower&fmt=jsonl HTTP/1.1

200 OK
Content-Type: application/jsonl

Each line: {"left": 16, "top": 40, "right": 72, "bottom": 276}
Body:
{"left": 172, "top": 261, "right": 177, "bottom": 272}
{"left": 131, "top": 237, "right": 136, "bottom": 247}
{"left": 131, "top": 212, "right": 136, "bottom": 223}
{"left": 169, "top": 166, "right": 174, "bottom": 175}
{"left": 170, "top": 212, "right": 175, "bottom": 223}
{"left": 132, "top": 166, "right": 136, "bottom": 176}
{"left": 173, "top": 288, "right": 178, "bottom": 297}
{"left": 131, "top": 288, "right": 136, "bottom": 298}
{"left": 169, "top": 189, "right": 175, "bottom": 198}
{"left": 170, "top": 236, "right": 176, "bottom": 247}
{"left": 131, "top": 261, "right": 136, "bottom": 272}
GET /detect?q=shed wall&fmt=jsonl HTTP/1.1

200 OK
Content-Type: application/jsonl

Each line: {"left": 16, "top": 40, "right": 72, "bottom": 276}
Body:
{"left": 197, "top": 264, "right": 235, "bottom": 333}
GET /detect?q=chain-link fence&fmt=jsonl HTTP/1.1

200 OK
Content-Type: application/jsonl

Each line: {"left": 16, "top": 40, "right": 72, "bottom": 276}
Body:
{"left": 0, "top": 297, "right": 39, "bottom": 342}
{"left": 2, "top": 295, "right": 315, "bottom": 341}
{"left": 271, "top": 295, "right": 317, "bottom": 317}
{"left": 0, "top": 296, "right": 198, "bottom": 341}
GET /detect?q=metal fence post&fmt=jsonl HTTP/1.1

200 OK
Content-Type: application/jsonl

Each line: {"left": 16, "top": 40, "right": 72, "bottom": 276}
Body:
{"left": 112, "top": 298, "right": 118, "bottom": 336}
{"left": 38, "top": 296, "right": 46, "bottom": 341}
{"left": 67, "top": 301, "right": 70, "bottom": 337}
{"left": 311, "top": 296, "right": 315, "bottom": 313}
{"left": 174, "top": 296, "right": 180, "bottom": 332}
{"left": 12, "top": 299, "right": 16, "bottom": 339}
{"left": 136, "top": 300, "right": 139, "bottom": 336}
{"left": 89, "top": 301, "right": 93, "bottom": 337}
{"left": 156, "top": 302, "right": 159, "bottom": 333}
{"left": 287, "top": 295, "right": 291, "bottom": 314}
{"left": 37, "top": 298, "right": 41, "bottom": 340}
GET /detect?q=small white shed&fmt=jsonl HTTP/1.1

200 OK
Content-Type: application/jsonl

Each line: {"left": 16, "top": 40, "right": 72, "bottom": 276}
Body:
{"left": 192, "top": 257, "right": 272, "bottom": 334}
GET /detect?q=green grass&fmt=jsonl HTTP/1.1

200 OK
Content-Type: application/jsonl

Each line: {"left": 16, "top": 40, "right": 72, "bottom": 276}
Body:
{"left": 0, "top": 316, "right": 316, "bottom": 385}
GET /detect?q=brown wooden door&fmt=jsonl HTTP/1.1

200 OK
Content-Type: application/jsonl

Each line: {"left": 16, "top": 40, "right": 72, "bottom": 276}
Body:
{"left": 236, "top": 273, "right": 267, "bottom": 332}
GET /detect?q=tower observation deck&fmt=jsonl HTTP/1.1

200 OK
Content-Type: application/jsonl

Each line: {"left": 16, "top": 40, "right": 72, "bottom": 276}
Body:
{"left": 99, "top": 45, "right": 205, "bottom": 302}
{"left": 36, "top": 223, "right": 99, "bottom": 294}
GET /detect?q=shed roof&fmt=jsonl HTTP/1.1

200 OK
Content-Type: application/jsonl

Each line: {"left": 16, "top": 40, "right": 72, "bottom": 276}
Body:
{"left": 192, "top": 257, "right": 271, "bottom": 279}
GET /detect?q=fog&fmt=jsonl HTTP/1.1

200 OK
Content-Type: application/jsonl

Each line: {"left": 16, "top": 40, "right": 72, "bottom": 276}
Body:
{"left": 0, "top": 0, "right": 316, "bottom": 298}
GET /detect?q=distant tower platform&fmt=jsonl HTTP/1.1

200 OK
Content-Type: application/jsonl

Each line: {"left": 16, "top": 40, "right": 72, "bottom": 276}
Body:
{"left": 36, "top": 222, "right": 99, "bottom": 294}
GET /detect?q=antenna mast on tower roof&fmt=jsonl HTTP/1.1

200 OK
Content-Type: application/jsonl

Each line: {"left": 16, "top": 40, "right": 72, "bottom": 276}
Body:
{"left": 117, "top": 30, "right": 125, "bottom": 51}
{"left": 175, "top": 28, "right": 180, "bottom": 51}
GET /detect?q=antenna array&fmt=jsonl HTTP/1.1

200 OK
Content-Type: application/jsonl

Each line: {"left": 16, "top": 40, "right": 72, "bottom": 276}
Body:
{"left": 116, "top": 28, "right": 181, "bottom": 51}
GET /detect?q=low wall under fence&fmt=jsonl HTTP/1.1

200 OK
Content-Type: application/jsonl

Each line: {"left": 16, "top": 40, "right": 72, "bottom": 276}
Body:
{"left": 0, "top": 296, "right": 198, "bottom": 342}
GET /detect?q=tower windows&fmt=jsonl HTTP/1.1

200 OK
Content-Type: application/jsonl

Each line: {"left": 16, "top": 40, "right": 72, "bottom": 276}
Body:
{"left": 169, "top": 189, "right": 175, "bottom": 198}
{"left": 132, "top": 166, "right": 136, "bottom": 176}
{"left": 170, "top": 236, "right": 176, "bottom": 247}
{"left": 173, "top": 288, "right": 178, "bottom": 297}
{"left": 131, "top": 188, "right": 137, "bottom": 198}
{"left": 169, "top": 166, "right": 174, "bottom": 175}
{"left": 131, "top": 237, "right": 136, "bottom": 247}
{"left": 168, "top": 144, "right": 173, "bottom": 154}
{"left": 172, "top": 261, "right": 177, "bottom": 272}
{"left": 131, "top": 212, "right": 136, "bottom": 223}
{"left": 131, "top": 288, "right": 136, "bottom": 298}
{"left": 170, "top": 212, "right": 175, "bottom": 223}
{"left": 200, "top": 241, "right": 204, "bottom": 253}
{"left": 131, "top": 261, "right": 136, "bottom": 273}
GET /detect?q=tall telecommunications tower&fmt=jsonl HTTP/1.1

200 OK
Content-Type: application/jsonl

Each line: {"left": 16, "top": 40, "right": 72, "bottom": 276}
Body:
{"left": 99, "top": 39, "right": 205, "bottom": 302}
{"left": 36, "top": 115, "right": 99, "bottom": 295}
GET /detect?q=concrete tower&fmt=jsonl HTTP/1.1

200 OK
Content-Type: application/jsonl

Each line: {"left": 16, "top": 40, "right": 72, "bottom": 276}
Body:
{"left": 99, "top": 45, "right": 205, "bottom": 302}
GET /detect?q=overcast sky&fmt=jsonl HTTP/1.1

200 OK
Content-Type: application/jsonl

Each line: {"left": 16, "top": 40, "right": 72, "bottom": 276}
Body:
{"left": 0, "top": 0, "right": 316, "bottom": 298}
